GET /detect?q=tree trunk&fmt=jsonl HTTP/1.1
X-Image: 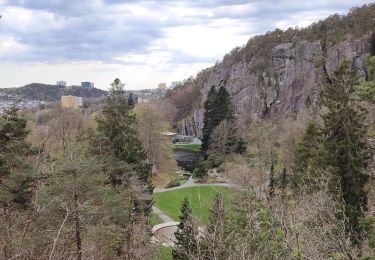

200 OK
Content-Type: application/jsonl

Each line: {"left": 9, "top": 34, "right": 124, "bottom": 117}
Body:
{"left": 73, "top": 170, "right": 82, "bottom": 260}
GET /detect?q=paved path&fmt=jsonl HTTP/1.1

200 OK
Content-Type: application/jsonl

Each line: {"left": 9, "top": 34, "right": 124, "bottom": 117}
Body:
{"left": 152, "top": 176, "right": 235, "bottom": 246}
{"left": 152, "top": 207, "right": 179, "bottom": 246}
{"left": 152, "top": 206, "right": 174, "bottom": 223}
{"left": 154, "top": 176, "right": 233, "bottom": 193}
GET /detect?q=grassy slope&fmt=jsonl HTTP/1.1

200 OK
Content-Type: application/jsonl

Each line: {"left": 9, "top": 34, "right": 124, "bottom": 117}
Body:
{"left": 173, "top": 143, "right": 201, "bottom": 152}
{"left": 154, "top": 186, "right": 233, "bottom": 224}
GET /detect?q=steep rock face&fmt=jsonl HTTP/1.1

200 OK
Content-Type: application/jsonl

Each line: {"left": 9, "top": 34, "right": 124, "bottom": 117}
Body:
{"left": 182, "top": 35, "right": 371, "bottom": 137}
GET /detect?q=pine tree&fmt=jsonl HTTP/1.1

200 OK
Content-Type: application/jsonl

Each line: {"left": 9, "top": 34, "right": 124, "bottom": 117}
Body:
{"left": 356, "top": 54, "right": 375, "bottom": 103}
{"left": 322, "top": 60, "right": 369, "bottom": 244}
{"left": 202, "top": 86, "right": 218, "bottom": 152}
{"left": 292, "top": 121, "right": 325, "bottom": 190}
{"left": 42, "top": 147, "right": 110, "bottom": 260}
{"left": 95, "top": 79, "right": 153, "bottom": 256}
{"left": 202, "top": 193, "right": 227, "bottom": 259}
{"left": 0, "top": 103, "right": 34, "bottom": 207}
{"left": 127, "top": 92, "right": 136, "bottom": 109}
{"left": 201, "top": 85, "right": 234, "bottom": 153}
{"left": 0, "top": 103, "right": 34, "bottom": 258}
{"left": 173, "top": 197, "right": 200, "bottom": 259}
{"left": 97, "top": 78, "right": 146, "bottom": 164}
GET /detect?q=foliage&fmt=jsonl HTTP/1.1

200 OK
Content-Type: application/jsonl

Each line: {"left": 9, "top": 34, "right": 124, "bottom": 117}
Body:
{"left": 356, "top": 54, "right": 375, "bottom": 103}
{"left": 0, "top": 104, "right": 35, "bottom": 258}
{"left": 321, "top": 60, "right": 369, "bottom": 243}
{"left": 135, "top": 102, "right": 176, "bottom": 174}
{"left": 97, "top": 78, "right": 146, "bottom": 165}
{"left": 292, "top": 121, "right": 326, "bottom": 190}
{"left": 0, "top": 103, "right": 34, "bottom": 208}
{"left": 225, "top": 188, "right": 289, "bottom": 259}
{"left": 202, "top": 85, "right": 235, "bottom": 154}
{"left": 192, "top": 162, "right": 208, "bottom": 181}
{"left": 172, "top": 197, "right": 201, "bottom": 260}
{"left": 165, "top": 179, "right": 181, "bottom": 188}
{"left": 201, "top": 193, "right": 228, "bottom": 259}
{"left": 127, "top": 92, "right": 135, "bottom": 109}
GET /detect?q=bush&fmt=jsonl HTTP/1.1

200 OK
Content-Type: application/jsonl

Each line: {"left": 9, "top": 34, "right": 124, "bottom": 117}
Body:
{"left": 165, "top": 180, "right": 181, "bottom": 189}
{"left": 217, "top": 167, "right": 225, "bottom": 173}
{"left": 207, "top": 154, "right": 224, "bottom": 168}
{"left": 193, "top": 163, "right": 208, "bottom": 181}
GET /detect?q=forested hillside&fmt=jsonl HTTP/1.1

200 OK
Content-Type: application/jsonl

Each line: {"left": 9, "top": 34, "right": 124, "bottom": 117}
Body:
{"left": 2, "top": 83, "right": 107, "bottom": 101}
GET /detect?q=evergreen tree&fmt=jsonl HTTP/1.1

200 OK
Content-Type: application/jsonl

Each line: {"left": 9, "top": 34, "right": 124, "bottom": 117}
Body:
{"left": 96, "top": 79, "right": 148, "bottom": 179}
{"left": 216, "top": 85, "right": 234, "bottom": 121}
{"left": 202, "top": 193, "right": 227, "bottom": 259}
{"left": 0, "top": 103, "right": 34, "bottom": 207}
{"left": 95, "top": 79, "right": 153, "bottom": 256}
{"left": 292, "top": 121, "right": 325, "bottom": 190}
{"left": 173, "top": 197, "right": 200, "bottom": 259}
{"left": 356, "top": 54, "right": 375, "bottom": 103}
{"left": 202, "top": 86, "right": 218, "bottom": 152}
{"left": 201, "top": 85, "right": 234, "bottom": 153}
{"left": 42, "top": 147, "right": 110, "bottom": 260}
{"left": 127, "top": 92, "right": 136, "bottom": 109}
{"left": 0, "top": 103, "right": 34, "bottom": 258}
{"left": 322, "top": 60, "right": 369, "bottom": 244}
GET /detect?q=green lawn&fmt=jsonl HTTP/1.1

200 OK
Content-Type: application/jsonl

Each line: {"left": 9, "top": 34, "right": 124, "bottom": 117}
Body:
{"left": 154, "top": 245, "right": 173, "bottom": 260}
{"left": 150, "top": 212, "right": 164, "bottom": 226}
{"left": 153, "top": 186, "right": 233, "bottom": 224}
{"left": 173, "top": 143, "right": 201, "bottom": 152}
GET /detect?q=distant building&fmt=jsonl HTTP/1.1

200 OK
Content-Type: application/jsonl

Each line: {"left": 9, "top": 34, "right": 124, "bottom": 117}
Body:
{"left": 170, "top": 81, "right": 180, "bottom": 88}
{"left": 138, "top": 97, "right": 150, "bottom": 103}
{"left": 81, "top": 81, "right": 94, "bottom": 88}
{"left": 157, "top": 83, "right": 167, "bottom": 90}
{"left": 61, "top": 95, "right": 83, "bottom": 109}
{"left": 56, "top": 81, "right": 67, "bottom": 87}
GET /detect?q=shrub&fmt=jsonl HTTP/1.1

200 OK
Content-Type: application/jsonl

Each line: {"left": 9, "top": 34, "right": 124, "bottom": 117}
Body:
{"left": 207, "top": 154, "right": 224, "bottom": 168}
{"left": 165, "top": 180, "right": 181, "bottom": 189}
{"left": 193, "top": 163, "right": 208, "bottom": 181}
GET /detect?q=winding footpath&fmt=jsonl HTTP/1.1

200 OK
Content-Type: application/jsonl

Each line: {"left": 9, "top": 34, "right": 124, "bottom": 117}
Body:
{"left": 153, "top": 176, "right": 233, "bottom": 193}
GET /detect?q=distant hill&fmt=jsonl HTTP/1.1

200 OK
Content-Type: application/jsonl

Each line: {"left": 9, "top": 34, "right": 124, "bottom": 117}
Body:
{"left": 2, "top": 83, "right": 107, "bottom": 101}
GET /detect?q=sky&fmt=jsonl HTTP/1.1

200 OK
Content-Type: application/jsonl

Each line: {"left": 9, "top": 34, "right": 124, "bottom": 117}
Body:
{"left": 0, "top": 0, "right": 374, "bottom": 90}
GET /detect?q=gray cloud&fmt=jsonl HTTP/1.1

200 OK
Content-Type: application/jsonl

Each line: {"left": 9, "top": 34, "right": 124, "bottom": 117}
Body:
{"left": 1, "top": 0, "right": 374, "bottom": 65}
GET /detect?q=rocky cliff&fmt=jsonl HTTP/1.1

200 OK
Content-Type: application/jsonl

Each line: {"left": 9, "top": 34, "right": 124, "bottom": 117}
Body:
{"left": 171, "top": 4, "right": 375, "bottom": 137}
{"left": 181, "top": 35, "right": 371, "bottom": 137}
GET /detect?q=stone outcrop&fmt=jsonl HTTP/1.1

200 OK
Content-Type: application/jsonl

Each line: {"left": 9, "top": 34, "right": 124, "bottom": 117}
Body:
{"left": 180, "top": 35, "right": 371, "bottom": 137}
